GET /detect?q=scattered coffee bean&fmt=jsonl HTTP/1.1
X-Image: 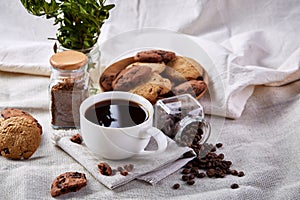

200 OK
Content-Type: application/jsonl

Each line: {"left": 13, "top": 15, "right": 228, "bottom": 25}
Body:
{"left": 230, "top": 170, "right": 238, "bottom": 176}
{"left": 70, "top": 133, "right": 83, "bottom": 144}
{"left": 187, "top": 180, "right": 195, "bottom": 185}
{"left": 197, "top": 172, "right": 206, "bottom": 178}
{"left": 210, "top": 146, "right": 217, "bottom": 152}
{"left": 189, "top": 174, "right": 195, "bottom": 180}
{"left": 182, "top": 175, "right": 189, "bottom": 181}
{"left": 171, "top": 123, "right": 245, "bottom": 190}
{"left": 190, "top": 167, "right": 199, "bottom": 175}
{"left": 216, "top": 143, "right": 223, "bottom": 148}
{"left": 98, "top": 162, "right": 113, "bottom": 176}
{"left": 231, "top": 183, "right": 239, "bottom": 189}
{"left": 206, "top": 169, "right": 215, "bottom": 177}
{"left": 172, "top": 183, "right": 180, "bottom": 190}
{"left": 181, "top": 168, "right": 190, "bottom": 174}
{"left": 218, "top": 153, "right": 225, "bottom": 160}
{"left": 238, "top": 171, "right": 245, "bottom": 177}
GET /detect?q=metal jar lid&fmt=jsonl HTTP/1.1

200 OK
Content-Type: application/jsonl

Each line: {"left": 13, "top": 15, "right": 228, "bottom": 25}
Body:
{"left": 50, "top": 50, "right": 88, "bottom": 70}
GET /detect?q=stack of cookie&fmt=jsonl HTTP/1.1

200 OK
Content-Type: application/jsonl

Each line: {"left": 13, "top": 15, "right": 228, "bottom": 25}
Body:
{"left": 0, "top": 108, "right": 42, "bottom": 160}
{"left": 100, "top": 50, "right": 208, "bottom": 104}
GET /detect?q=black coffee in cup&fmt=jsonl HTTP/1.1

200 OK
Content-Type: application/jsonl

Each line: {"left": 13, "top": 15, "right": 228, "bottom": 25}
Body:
{"left": 85, "top": 99, "right": 149, "bottom": 128}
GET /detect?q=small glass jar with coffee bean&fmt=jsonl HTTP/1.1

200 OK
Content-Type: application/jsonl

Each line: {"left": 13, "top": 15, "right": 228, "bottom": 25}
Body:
{"left": 49, "top": 50, "right": 90, "bottom": 129}
{"left": 154, "top": 94, "right": 210, "bottom": 146}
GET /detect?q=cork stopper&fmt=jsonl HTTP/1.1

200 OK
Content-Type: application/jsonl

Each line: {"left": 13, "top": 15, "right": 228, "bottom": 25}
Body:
{"left": 50, "top": 50, "right": 88, "bottom": 70}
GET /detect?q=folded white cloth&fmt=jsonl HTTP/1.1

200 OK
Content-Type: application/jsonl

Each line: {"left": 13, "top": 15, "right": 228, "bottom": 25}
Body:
{"left": 190, "top": 32, "right": 300, "bottom": 118}
{"left": 0, "top": 41, "right": 53, "bottom": 76}
{"left": 52, "top": 130, "right": 194, "bottom": 190}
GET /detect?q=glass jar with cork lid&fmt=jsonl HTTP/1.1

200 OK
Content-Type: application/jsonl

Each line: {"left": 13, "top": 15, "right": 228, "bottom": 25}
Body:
{"left": 49, "top": 50, "right": 90, "bottom": 129}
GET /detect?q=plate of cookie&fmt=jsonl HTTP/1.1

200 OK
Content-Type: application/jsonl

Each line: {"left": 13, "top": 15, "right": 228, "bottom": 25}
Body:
{"left": 99, "top": 49, "right": 209, "bottom": 104}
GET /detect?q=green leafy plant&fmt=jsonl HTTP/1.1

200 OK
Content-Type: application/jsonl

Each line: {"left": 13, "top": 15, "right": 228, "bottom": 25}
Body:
{"left": 20, "top": 0, "right": 115, "bottom": 50}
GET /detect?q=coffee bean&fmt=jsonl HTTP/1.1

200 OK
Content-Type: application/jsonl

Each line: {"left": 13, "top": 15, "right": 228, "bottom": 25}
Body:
{"left": 189, "top": 174, "right": 195, "bottom": 180}
{"left": 218, "top": 153, "right": 225, "bottom": 160}
{"left": 238, "top": 171, "right": 245, "bottom": 177}
{"left": 182, "top": 175, "right": 189, "bottom": 181}
{"left": 216, "top": 143, "right": 223, "bottom": 148}
{"left": 230, "top": 170, "right": 238, "bottom": 176}
{"left": 187, "top": 180, "right": 195, "bottom": 185}
{"left": 210, "top": 146, "right": 217, "bottom": 152}
{"left": 215, "top": 171, "right": 225, "bottom": 178}
{"left": 231, "top": 183, "right": 239, "bottom": 189}
{"left": 197, "top": 172, "right": 206, "bottom": 178}
{"left": 181, "top": 168, "right": 190, "bottom": 174}
{"left": 168, "top": 117, "right": 245, "bottom": 189}
{"left": 172, "top": 183, "right": 180, "bottom": 190}
{"left": 206, "top": 169, "right": 215, "bottom": 177}
{"left": 190, "top": 167, "right": 199, "bottom": 175}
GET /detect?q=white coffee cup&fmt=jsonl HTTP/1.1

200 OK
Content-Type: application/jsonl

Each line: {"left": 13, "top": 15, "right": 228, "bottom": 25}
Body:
{"left": 79, "top": 91, "right": 168, "bottom": 160}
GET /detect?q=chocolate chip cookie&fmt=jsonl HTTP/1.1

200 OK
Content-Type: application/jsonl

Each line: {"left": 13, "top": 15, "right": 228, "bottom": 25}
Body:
{"left": 50, "top": 172, "right": 87, "bottom": 197}
{"left": 1, "top": 108, "right": 42, "bottom": 135}
{"left": 134, "top": 50, "right": 176, "bottom": 63}
{"left": 0, "top": 117, "right": 41, "bottom": 159}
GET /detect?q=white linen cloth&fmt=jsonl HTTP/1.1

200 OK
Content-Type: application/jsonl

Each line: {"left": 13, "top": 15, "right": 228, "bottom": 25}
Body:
{"left": 1, "top": 0, "right": 300, "bottom": 199}
{"left": 1, "top": 1, "right": 299, "bottom": 119}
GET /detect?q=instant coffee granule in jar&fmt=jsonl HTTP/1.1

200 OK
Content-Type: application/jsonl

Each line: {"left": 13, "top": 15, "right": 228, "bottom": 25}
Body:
{"left": 49, "top": 50, "right": 89, "bottom": 129}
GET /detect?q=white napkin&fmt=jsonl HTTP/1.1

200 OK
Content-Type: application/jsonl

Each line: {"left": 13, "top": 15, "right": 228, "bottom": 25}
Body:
{"left": 52, "top": 130, "right": 194, "bottom": 190}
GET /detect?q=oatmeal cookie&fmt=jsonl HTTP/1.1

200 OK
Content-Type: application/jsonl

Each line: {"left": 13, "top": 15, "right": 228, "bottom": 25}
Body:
{"left": 0, "top": 117, "right": 41, "bottom": 159}
{"left": 165, "top": 56, "right": 204, "bottom": 82}
{"left": 50, "top": 172, "right": 87, "bottom": 197}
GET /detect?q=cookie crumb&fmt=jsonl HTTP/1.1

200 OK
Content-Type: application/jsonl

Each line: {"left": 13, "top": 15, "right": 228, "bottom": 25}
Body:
{"left": 98, "top": 162, "right": 113, "bottom": 176}
{"left": 120, "top": 170, "right": 128, "bottom": 176}
{"left": 70, "top": 133, "right": 83, "bottom": 144}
